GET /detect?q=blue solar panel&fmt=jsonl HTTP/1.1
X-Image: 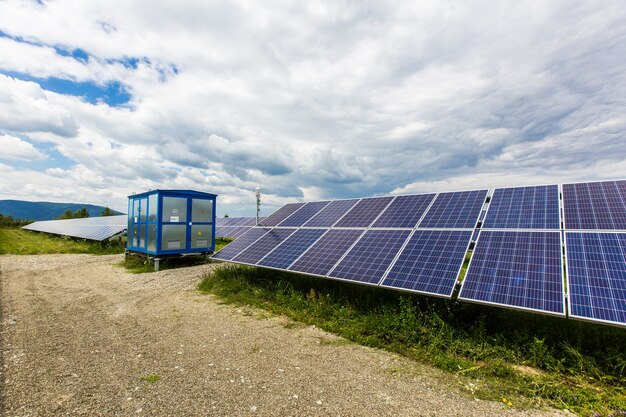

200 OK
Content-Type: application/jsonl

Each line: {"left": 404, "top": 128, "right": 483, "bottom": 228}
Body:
{"left": 22, "top": 215, "right": 128, "bottom": 241}
{"left": 459, "top": 231, "right": 564, "bottom": 315}
{"left": 212, "top": 227, "right": 270, "bottom": 260}
{"left": 328, "top": 230, "right": 411, "bottom": 284}
{"left": 483, "top": 185, "right": 560, "bottom": 229}
{"left": 563, "top": 180, "right": 626, "bottom": 230}
{"left": 232, "top": 228, "right": 297, "bottom": 265}
{"left": 381, "top": 230, "right": 472, "bottom": 297}
{"left": 258, "top": 229, "right": 327, "bottom": 269}
{"left": 419, "top": 190, "right": 487, "bottom": 229}
{"left": 289, "top": 229, "right": 365, "bottom": 276}
{"left": 566, "top": 232, "right": 626, "bottom": 326}
{"left": 302, "top": 199, "right": 359, "bottom": 227}
{"left": 216, "top": 226, "right": 236, "bottom": 237}
{"left": 259, "top": 203, "right": 306, "bottom": 227}
{"left": 334, "top": 197, "right": 394, "bottom": 228}
{"left": 230, "top": 226, "right": 252, "bottom": 238}
{"left": 372, "top": 194, "right": 436, "bottom": 228}
{"left": 278, "top": 201, "right": 331, "bottom": 227}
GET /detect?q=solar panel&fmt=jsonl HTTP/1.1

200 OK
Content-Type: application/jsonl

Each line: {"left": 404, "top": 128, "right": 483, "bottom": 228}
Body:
{"left": 334, "top": 197, "right": 394, "bottom": 228}
{"left": 381, "top": 230, "right": 472, "bottom": 297}
{"left": 302, "top": 199, "right": 359, "bottom": 227}
{"left": 230, "top": 226, "right": 253, "bottom": 238}
{"left": 277, "top": 201, "right": 331, "bottom": 227}
{"left": 289, "top": 229, "right": 365, "bottom": 276}
{"left": 419, "top": 190, "right": 487, "bottom": 229}
{"left": 563, "top": 180, "right": 626, "bottom": 230}
{"left": 258, "top": 229, "right": 327, "bottom": 269}
{"left": 259, "top": 203, "right": 306, "bottom": 227}
{"left": 566, "top": 232, "right": 626, "bottom": 326}
{"left": 212, "top": 227, "right": 270, "bottom": 260}
{"left": 328, "top": 229, "right": 411, "bottom": 285}
{"left": 216, "top": 226, "right": 235, "bottom": 238}
{"left": 459, "top": 231, "right": 564, "bottom": 315}
{"left": 483, "top": 185, "right": 560, "bottom": 229}
{"left": 22, "top": 215, "right": 127, "bottom": 241}
{"left": 232, "top": 228, "right": 297, "bottom": 265}
{"left": 372, "top": 194, "right": 436, "bottom": 228}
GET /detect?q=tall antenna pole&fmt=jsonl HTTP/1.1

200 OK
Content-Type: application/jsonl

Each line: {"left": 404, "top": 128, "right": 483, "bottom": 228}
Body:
{"left": 255, "top": 187, "right": 261, "bottom": 225}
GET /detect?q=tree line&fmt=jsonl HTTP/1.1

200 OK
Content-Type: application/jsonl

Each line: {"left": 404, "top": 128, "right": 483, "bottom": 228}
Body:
{"left": 0, "top": 206, "right": 115, "bottom": 227}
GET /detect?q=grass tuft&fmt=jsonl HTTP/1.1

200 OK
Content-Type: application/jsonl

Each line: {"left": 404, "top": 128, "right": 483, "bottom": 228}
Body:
{"left": 198, "top": 264, "right": 626, "bottom": 416}
{"left": 141, "top": 374, "right": 161, "bottom": 383}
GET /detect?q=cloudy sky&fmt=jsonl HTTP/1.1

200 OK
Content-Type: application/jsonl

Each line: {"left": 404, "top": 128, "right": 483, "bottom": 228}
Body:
{"left": 0, "top": 1, "right": 624, "bottom": 216}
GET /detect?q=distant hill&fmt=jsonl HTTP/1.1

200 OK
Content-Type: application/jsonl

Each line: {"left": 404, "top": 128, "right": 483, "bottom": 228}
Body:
{"left": 0, "top": 200, "right": 124, "bottom": 221}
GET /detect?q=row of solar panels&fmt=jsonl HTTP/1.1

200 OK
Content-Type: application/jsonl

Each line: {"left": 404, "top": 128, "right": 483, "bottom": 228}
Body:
{"left": 215, "top": 217, "right": 265, "bottom": 239}
{"left": 213, "top": 180, "right": 626, "bottom": 328}
{"left": 22, "top": 215, "right": 128, "bottom": 241}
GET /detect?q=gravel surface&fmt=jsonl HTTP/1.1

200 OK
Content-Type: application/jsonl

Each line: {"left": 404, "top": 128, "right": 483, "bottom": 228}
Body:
{"left": 0, "top": 254, "right": 570, "bottom": 416}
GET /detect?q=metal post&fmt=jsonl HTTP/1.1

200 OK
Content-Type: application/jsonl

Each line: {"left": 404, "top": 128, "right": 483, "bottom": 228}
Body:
{"left": 255, "top": 187, "right": 261, "bottom": 225}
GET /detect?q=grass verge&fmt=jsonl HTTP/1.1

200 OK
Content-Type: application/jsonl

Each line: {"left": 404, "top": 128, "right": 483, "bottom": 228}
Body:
{"left": 198, "top": 264, "right": 626, "bottom": 416}
{"left": 0, "top": 227, "right": 125, "bottom": 255}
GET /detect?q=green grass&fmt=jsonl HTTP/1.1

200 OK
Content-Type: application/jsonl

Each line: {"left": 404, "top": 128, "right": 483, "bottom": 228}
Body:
{"left": 0, "top": 227, "right": 125, "bottom": 255}
{"left": 141, "top": 374, "right": 161, "bottom": 383}
{"left": 198, "top": 264, "right": 626, "bottom": 416}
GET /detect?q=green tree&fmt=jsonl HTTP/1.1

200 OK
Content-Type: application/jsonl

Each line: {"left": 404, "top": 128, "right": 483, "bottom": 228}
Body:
{"left": 75, "top": 208, "right": 89, "bottom": 218}
{"left": 59, "top": 209, "right": 74, "bottom": 219}
{"left": 101, "top": 207, "right": 114, "bottom": 216}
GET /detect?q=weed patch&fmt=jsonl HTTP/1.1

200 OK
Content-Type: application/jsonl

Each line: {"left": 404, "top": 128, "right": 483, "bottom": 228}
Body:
{"left": 141, "top": 374, "right": 161, "bottom": 383}
{"left": 198, "top": 264, "right": 626, "bottom": 416}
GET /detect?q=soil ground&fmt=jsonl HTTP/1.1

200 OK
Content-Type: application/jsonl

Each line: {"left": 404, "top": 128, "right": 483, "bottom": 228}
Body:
{"left": 0, "top": 254, "right": 570, "bottom": 416}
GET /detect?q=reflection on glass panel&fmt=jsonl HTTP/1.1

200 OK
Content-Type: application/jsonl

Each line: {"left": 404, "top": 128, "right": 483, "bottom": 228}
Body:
{"left": 128, "top": 222, "right": 134, "bottom": 246}
{"left": 132, "top": 199, "right": 139, "bottom": 222}
{"left": 162, "top": 197, "right": 187, "bottom": 223}
{"left": 148, "top": 194, "right": 158, "bottom": 222}
{"left": 132, "top": 224, "right": 139, "bottom": 247}
{"left": 148, "top": 224, "right": 157, "bottom": 251}
{"left": 161, "top": 225, "right": 187, "bottom": 250}
{"left": 191, "top": 225, "right": 213, "bottom": 249}
{"left": 139, "top": 198, "right": 148, "bottom": 222}
{"left": 139, "top": 224, "right": 147, "bottom": 247}
{"left": 192, "top": 199, "right": 213, "bottom": 223}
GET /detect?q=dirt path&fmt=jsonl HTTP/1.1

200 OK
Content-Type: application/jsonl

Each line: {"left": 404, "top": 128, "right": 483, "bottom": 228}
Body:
{"left": 0, "top": 254, "right": 567, "bottom": 416}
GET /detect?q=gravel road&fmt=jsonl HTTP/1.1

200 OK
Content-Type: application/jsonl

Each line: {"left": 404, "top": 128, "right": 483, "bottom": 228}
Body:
{"left": 0, "top": 254, "right": 569, "bottom": 416}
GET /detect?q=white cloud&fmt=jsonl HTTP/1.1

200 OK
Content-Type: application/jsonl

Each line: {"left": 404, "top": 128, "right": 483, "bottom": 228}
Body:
{"left": 0, "top": 134, "right": 47, "bottom": 161}
{"left": 0, "top": 0, "right": 624, "bottom": 215}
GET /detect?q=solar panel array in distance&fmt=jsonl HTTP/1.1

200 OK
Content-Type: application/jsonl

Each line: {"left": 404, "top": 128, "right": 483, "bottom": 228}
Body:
{"left": 22, "top": 215, "right": 127, "bottom": 241}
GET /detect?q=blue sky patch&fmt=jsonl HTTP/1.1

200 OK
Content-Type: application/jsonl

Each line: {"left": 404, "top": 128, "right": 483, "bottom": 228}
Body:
{"left": 1, "top": 70, "right": 132, "bottom": 106}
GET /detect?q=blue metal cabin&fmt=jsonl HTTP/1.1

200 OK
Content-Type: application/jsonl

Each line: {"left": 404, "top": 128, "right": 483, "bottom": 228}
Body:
{"left": 127, "top": 189, "right": 217, "bottom": 256}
